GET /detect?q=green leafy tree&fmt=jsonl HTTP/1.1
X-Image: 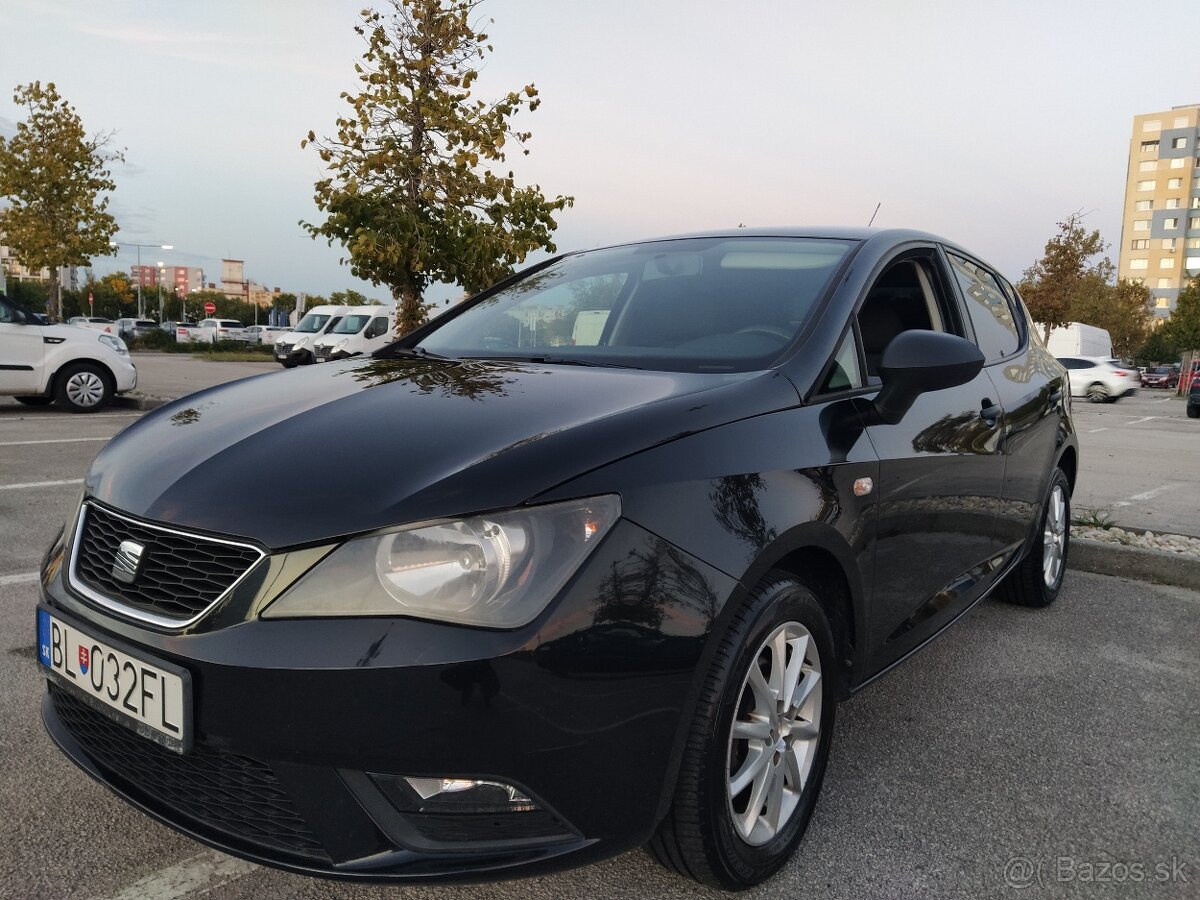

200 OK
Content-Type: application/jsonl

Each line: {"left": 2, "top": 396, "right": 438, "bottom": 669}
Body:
{"left": 1162, "top": 277, "right": 1200, "bottom": 352}
{"left": 1136, "top": 327, "right": 1178, "bottom": 365}
{"left": 0, "top": 81, "right": 123, "bottom": 320}
{"left": 1018, "top": 214, "right": 1113, "bottom": 343}
{"left": 329, "top": 288, "right": 378, "bottom": 305}
{"left": 302, "top": 0, "right": 573, "bottom": 334}
{"left": 1071, "top": 277, "right": 1154, "bottom": 359}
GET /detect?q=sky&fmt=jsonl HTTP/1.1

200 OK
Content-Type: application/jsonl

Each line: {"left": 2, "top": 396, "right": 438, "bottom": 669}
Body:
{"left": 3, "top": 0, "right": 1199, "bottom": 302}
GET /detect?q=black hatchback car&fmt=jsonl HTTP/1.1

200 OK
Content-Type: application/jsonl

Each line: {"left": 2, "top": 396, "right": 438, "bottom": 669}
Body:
{"left": 37, "top": 229, "right": 1077, "bottom": 889}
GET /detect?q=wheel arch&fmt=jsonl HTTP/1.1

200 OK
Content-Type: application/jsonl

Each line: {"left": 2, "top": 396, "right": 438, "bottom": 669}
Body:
{"left": 48, "top": 357, "right": 117, "bottom": 402}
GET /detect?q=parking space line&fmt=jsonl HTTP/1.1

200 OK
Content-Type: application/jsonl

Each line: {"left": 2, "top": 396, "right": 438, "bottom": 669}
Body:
{"left": 99, "top": 850, "right": 258, "bottom": 900}
{"left": 1087, "top": 427, "right": 1107, "bottom": 433}
{"left": 0, "top": 478, "right": 84, "bottom": 491}
{"left": 0, "top": 572, "right": 38, "bottom": 586}
{"left": 0, "top": 437, "right": 111, "bottom": 447}
{"left": 1112, "top": 483, "right": 1182, "bottom": 508}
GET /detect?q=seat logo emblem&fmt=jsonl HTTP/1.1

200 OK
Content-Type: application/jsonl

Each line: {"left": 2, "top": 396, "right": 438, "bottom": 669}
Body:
{"left": 112, "top": 540, "right": 146, "bottom": 584}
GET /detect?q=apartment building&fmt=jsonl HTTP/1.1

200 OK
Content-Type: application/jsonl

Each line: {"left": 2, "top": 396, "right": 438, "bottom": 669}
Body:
{"left": 129, "top": 265, "right": 205, "bottom": 295}
{"left": 1118, "top": 105, "right": 1200, "bottom": 316}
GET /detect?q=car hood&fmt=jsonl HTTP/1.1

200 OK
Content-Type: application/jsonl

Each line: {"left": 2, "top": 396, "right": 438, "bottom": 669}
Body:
{"left": 86, "top": 356, "right": 799, "bottom": 548}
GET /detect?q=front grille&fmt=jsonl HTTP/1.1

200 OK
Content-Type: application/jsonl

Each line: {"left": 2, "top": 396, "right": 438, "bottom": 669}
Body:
{"left": 50, "top": 684, "right": 329, "bottom": 862}
{"left": 276, "top": 342, "right": 293, "bottom": 355}
{"left": 73, "top": 503, "right": 263, "bottom": 625}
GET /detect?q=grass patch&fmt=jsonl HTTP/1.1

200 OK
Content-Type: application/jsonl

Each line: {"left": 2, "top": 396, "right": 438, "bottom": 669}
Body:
{"left": 1073, "top": 508, "right": 1115, "bottom": 530}
{"left": 197, "top": 351, "right": 279, "bottom": 362}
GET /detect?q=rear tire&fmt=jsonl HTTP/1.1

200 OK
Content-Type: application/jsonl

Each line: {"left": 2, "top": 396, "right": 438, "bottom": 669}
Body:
{"left": 1086, "top": 383, "right": 1108, "bottom": 403}
{"left": 649, "top": 573, "right": 837, "bottom": 889}
{"left": 1188, "top": 405, "right": 1199, "bottom": 419}
{"left": 53, "top": 363, "right": 113, "bottom": 413}
{"left": 997, "top": 469, "right": 1070, "bottom": 607}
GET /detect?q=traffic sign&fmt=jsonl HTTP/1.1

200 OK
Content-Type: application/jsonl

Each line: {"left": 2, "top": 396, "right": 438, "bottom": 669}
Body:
{"left": 203, "top": 301, "right": 216, "bottom": 315}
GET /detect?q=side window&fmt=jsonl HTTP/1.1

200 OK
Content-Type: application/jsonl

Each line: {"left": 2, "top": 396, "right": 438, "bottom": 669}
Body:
{"left": 947, "top": 253, "right": 1020, "bottom": 362}
{"left": 0, "top": 303, "right": 12, "bottom": 324}
{"left": 821, "top": 328, "right": 864, "bottom": 392}
{"left": 856, "top": 257, "right": 949, "bottom": 377}
{"left": 367, "top": 317, "right": 389, "bottom": 339}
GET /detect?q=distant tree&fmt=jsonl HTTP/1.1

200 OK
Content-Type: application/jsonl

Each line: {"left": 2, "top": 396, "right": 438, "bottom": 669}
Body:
{"left": 1162, "top": 277, "right": 1200, "bottom": 352}
{"left": 329, "top": 288, "right": 377, "bottom": 306}
{"left": 0, "top": 82, "right": 123, "bottom": 320}
{"left": 3, "top": 279, "right": 51, "bottom": 313}
{"left": 1071, "top": 277, "right": 1154, "bottom": 359}
{"left": 1018, "top": 214, "right": 1113, "bottom": 343}
{"left": 302, "top": 0, "right": 573, "bottom": 335}
{"left": 1136, "top": 327, "right": 1179, "bottom": 365}
{"left": 70, "top": 272, "right": 136, "bottom": 319}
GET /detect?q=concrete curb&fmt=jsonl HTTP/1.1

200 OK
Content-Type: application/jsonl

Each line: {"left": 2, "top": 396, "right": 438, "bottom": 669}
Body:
{"left": 1068, "top": 537, "right": 1200, "bottom": 591}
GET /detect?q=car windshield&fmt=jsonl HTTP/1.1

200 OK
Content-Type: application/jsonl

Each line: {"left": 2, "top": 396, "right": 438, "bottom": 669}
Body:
{"left": 416, "top": 237, "right": 855, "bottom": 373}
{"left": 331, "top": 314, "right": 371, "bottom": 334}
{"left": 295, "top": 313, "right": 330, "bottom": 333}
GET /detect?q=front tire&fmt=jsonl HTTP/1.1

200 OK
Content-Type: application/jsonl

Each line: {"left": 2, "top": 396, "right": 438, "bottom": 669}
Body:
{"left": 1086, "top": 383, "right": 1109, "bottom": 403}
{"left": 997, "top": 468, "right": 1070, "bottom": 607}
{"left": 650, "top": 573, "right": 837, "bottom": 889}
{"left": 1188, "top": 404, "right": 1199, "bottom": 419}
{"left": 54, "top": 363, "right": 113, "bottom": 413}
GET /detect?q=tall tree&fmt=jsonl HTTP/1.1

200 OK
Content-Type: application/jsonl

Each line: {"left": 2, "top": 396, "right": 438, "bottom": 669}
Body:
{"left": 1071, "top": 277, "right": 1154, "bottom": 359}
{"left": 302, "top": 0, "right": 572, "bottom": 334}
{"left": 0, "top": 82, "right": 122, "bottom": 320}
{"left": 1162, "top": 277, "right": 1200, "bottom": 352}
{"left": 1018, "top": 214, "right": 1113, "bottom": 343}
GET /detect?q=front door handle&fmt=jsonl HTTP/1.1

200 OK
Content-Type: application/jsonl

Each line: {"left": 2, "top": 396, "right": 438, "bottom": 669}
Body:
{"left": 980, "top": 399, "right": 1002, "bottom": 426}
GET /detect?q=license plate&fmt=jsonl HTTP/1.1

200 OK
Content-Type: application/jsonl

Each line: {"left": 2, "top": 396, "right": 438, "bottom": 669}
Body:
{"left": 38, "top": 609, "right": 190, "bottom": 753}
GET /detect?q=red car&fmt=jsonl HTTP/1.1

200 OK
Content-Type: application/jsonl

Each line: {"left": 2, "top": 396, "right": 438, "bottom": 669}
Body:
{"left": 1141, "top": 366, "right": 1179, "bottom": 389}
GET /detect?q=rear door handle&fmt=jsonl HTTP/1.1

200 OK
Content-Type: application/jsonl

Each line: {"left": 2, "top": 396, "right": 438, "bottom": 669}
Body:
{"left": 980, "top": 399, "right": 1002, "bottom": 426}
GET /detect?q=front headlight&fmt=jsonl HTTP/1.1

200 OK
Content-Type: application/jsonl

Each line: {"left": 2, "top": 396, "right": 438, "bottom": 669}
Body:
{"left": 295, "top": 335, "right": 312, "bottom": 349}
{"left": 263, "top": 495, "right": 620, "bottom": 628}
{"left": 333, "top": 338, "right": 350, "bottom": 352}
{"left": 98, "top": 333, "right": 128, "bottom": 355}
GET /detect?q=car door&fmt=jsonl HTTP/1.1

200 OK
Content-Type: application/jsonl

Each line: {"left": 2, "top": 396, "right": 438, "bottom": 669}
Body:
{"left": 944, "top": 252, "right": 1068, "bottom": 552}
{"left": 855, "top": 248, "right": 1007, "bottom": 671}
{"left": 0, "top": 300, "right": 44, "bottom": 393}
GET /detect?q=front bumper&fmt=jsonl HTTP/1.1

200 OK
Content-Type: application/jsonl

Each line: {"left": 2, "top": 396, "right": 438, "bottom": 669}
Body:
{"left": 38, "top": 518, "right": 733, "bottom": 881}
{"left": 114, "top": 358, "right": 137, "bottom": 393}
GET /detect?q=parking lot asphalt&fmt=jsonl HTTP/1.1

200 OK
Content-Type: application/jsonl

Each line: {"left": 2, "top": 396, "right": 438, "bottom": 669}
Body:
{"left": 1, "top": 365, "right": 1197, "bottom": 899}
{"left": 1069, "top": 390, "right": 1200, "bottom": 537}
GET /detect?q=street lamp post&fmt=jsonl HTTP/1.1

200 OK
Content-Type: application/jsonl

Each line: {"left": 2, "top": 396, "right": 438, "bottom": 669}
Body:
{"left": 110, "top": 241, "right": 173, "bottom": 318}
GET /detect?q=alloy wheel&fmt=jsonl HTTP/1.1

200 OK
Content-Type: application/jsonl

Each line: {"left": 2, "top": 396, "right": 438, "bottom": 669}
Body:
{"left": 726, "top": 621, "right": 822, "bottom": 847}
{"left": 1043, "top": 483, "right": 1067, "bottom": 588}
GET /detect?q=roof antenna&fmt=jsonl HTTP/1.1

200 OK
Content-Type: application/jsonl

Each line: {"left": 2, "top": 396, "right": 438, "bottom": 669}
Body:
{"left": 867, "top": 202, "right": 881, "bottom": 227}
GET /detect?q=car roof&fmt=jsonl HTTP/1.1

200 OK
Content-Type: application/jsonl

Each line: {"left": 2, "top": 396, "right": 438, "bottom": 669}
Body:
{"left": 567, "top": 226, "right": 956, "bottom": 254}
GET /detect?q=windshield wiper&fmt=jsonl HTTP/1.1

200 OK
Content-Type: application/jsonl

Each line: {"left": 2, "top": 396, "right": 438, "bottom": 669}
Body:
{"left": 380, "top": 345, "right": 455, "bottom": 361}
{"left": 460, "top": 354, "right": 643, "bottom": 370}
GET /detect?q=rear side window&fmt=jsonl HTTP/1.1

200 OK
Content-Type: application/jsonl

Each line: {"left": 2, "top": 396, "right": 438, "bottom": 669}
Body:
{"left": 366, "top": 317, "right": 390, "bottom": 339}
{"left": 1057, "top": 358, "right": 1091, "bottom": 370}
{"left": 947, "top": 253, "right": 1021, "bottom": 362}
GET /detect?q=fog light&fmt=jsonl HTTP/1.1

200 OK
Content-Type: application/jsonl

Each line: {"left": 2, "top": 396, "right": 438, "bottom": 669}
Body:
{"left": 401, "top": 777, "right": 539, "bottom": 814}
{"left": 368, "top": 773, "right": 579, "bottom": 847}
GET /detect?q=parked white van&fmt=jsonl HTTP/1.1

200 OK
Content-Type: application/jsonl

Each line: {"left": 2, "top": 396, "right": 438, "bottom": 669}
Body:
{"left": 273, "top": 305, "right": 351, "bottom": 367}
{"left": 312, "top": 305, "right": 395, "bottom": 362}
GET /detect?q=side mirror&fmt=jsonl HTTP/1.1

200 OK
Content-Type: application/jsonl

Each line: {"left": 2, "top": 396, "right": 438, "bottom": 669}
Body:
{"left": 873, "top": 330, "right": 984, "bottom": 425}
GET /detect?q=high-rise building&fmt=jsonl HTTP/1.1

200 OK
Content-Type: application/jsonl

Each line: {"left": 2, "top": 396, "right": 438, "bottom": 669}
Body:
{"left": 1118, "top": 104, "right": 1200, "bottom": 317}
{"left": 129, "top": 265, "right": 204, "bottom": 296}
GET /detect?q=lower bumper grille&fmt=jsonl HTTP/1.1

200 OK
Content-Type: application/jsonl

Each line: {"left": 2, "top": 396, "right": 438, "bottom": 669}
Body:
{"left": 49, "top": 684, "right": 329, "bottom": 862}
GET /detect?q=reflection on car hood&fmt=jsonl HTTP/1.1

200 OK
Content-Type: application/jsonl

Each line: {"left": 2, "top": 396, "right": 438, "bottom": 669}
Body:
{"left": 86, "top": 357, "right": 798, "bottom": 548}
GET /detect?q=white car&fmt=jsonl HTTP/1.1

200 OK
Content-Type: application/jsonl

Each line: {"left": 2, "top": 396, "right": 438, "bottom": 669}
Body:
{"left": 1056, "top": 355, "right": 1138, "bottom": 403}
{"left": 184, "top": 319, "right": 249, "bottom": 344}
{"left": 67, "top": 316, "right": 116, "bottom": 334}
{"left": 1, "top": 297, "right": 137, "bottom": 412}
{"left": 312, "top": 305, "right": 395, "bottom": 361}
{"left": 243, "top": 325, "right": 291, "bottom": 346}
